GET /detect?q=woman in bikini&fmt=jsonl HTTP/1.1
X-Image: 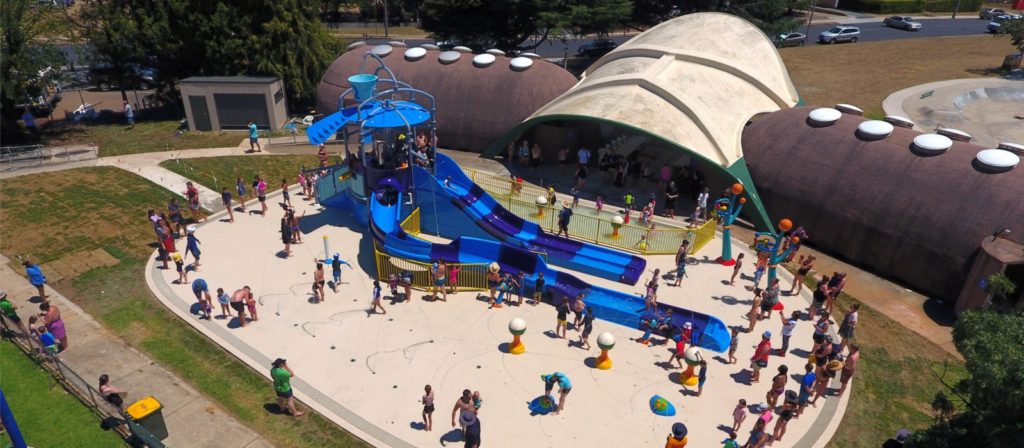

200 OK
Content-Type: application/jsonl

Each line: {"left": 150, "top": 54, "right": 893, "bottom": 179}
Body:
{"left": 766, "top": 365, "right": 788, "bottom": 409}
{"left": 789, "top": 255, "right": 815, "bottom": 295}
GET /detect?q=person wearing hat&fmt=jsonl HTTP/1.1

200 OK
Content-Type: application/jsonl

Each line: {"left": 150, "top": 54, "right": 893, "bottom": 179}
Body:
{"left": 0, "top": 290, "right": 30, "bottom": 339}
{"left": 486, "top": 263, "right": 501, "bottom": 306}
{"left": 541, "top": 372, "right": 572, "bottom": 415}
{"left": 670, "top": 320, "right": 692, "bottom": 368}
{"left": 271, "top": 358, "right": 304, "bottom": 417}
{"left": 546, "top": 186, "right": 556, "bottom": 208}
{"left": 665, "top": 422, "right": 688, "bottom": 447}
{"left": 882, "top": 429, "right": 911, "bottom": 448}
{"left": 23, "top": 259, "right": 48, "bottom": 302}
{"left": 330, "top": 253, "right": 352, "bottom": 293}
{"left": 555, "top": 201, "right": 573, "bottom": 238}
{"left": 451, "top": 389, "right": 476, "bottom": 437}
{"left": 749, "top": 331, "right": 772, "bottom": 383}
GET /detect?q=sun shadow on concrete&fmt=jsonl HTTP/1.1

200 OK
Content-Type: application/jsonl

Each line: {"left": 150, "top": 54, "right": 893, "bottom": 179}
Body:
{"left": 440, "top": 428, "right": 463, "bottom": 444}
{"left": 922, "top": 297, "right": 956, "bottom": 328}
{"left": 730, "top": 369, "right": 752, "bottom": 385}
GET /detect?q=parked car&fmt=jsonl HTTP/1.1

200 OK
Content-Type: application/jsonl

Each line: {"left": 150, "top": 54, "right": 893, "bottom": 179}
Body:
{"left": 980, "top": 8, "right": 1007, "bottom": 20}
{"left": 988, "top": 14, "right": 1023, "bottom": 33}
{"left": 576, "top": 39, "right": 617, "bottom": 57}
{"left": 775, "top": 32, "right": 806, "bottom": 47}
{"left": 883, "top": 16, "right": 922, "bottom": 31}
{"left": 87, "top": 64, "right": 156, "bottom": 91}
{"left": 818, "top": 26, "right": 860, "bottom": 44}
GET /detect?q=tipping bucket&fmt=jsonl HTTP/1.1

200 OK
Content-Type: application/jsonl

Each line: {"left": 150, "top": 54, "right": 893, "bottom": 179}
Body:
{"left": 348, "top": 74, "right": 378, "bottom": 102}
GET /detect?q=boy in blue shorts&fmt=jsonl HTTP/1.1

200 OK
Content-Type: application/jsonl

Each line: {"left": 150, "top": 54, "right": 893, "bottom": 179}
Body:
{"left": 330, "top": 253, "right": 352, "bottom": 293}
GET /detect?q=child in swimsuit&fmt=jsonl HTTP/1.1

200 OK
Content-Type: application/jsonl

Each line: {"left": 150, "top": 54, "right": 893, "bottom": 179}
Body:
{"left": 217, "top": 288, "right": 231, "bottom": 319}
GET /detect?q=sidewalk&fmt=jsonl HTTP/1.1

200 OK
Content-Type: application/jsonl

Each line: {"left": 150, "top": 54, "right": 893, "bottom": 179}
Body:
{"left": 0, "top": 253, "right": 274, "bottom": 448}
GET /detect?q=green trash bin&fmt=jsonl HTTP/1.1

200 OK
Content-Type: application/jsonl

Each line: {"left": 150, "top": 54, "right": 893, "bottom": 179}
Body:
{"left": 126, "top": 396, "right": 168, "bottom": 440}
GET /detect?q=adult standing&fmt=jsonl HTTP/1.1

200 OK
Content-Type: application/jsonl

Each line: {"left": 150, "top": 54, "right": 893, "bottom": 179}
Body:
{"left": 23, "top": 260, "right": 48, "bottom": 301}
{"left": 838, "top": 304, "right": 859, "bottom": 351}
{"left": 558, "top": 146, "right": 569, "bottom": 165}
{"left": 672, "top": 240, "right": 690, "bottom": 287}
{"left": 451, "top": 389, "right": 476, "bottom": 438}
{"left": 184, "top": 228, "right": 201, "bottom": 271}
{"left": 39, "top": 302, "right": 68, "bottom": 350}
{"left": 230, "top": 287, "right": 251, "bottom": 328}
{"left": 542, "top": 372, "right": 572, "bottom": 415}
{"left": 766, "top": 365, "right": 788, "bottom": 409}
{"left": 788, "top": 255, "right": 815, "bottom": 295}
{"left": 809, "top": 275, "right": 829, "bottom": 322}
{"left": 236, "top": 176, "right": 248, "bottom": 212}
{"left": 761, "top": 279, "right": 780, "bottom": 319}
{"left": 664, "top": 181, "right": 679, "bottom": 219}
{"left": 696, "top": 187, "right": 710, "bottom": 222}
{"left": 530, "top": 143, "right": 542, "bottom": 170}
{"left": 248, "top": 120, "right": 262, "bottom": 152}
{"left": 837, "top": 344, "right": 859, "bottom": 397}
{"left": 826, "top": 272, "right": 847, "bottom": 315}
{"left": 317, "top": 144, "right": 329, "bottom": 167}
{"left": 123, "top": 101, "right": 134, "bottom": 129}
{"left": 431, "top": 260, "right": 447, "bottom": 302}
{"left": 313, "top": 262, "right": 326, "bottom": 303}
{"left": 577, "top": 146, "right": 591, "bottom": 168}
{"left": 462, "top": 413, "right": 481, "bottom": 448}
{"left": 796, "top": 363, "right": 816, "bottom": 418}
{"left": 518, "top": 141, "right": 530, "bottom": 168}
{"left": 777, "top": 311, "right": 798, "bottom": 356}
{"left": 556, "top": 201, "right": 573, "bottom": 238}
{"left": 280, "top": 217, "right": 293, "bottom": 256}
{"left": 271, "top": 359, "right": 304, "bottom": 416}
{"left": 749, "top": 331, "right": 772, "bottom": 384}
{"left": 811, "top": 312, "right": 830, "bottom": 354}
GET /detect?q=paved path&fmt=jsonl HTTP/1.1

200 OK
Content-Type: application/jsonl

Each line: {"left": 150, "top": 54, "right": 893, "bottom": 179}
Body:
{"left": 0, "top": 253, "right": 274, "bottom": 448}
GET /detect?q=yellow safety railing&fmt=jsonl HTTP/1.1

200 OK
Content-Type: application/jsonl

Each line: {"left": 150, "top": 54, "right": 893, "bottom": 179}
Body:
{"left": 400, "top": 207, "right": 421, "bottom": 236}
{"left": 469, "top": 169, "right": 716, "bottom": 255}
{"left": 374, "top": 243, "right": 490, "bottom": 292}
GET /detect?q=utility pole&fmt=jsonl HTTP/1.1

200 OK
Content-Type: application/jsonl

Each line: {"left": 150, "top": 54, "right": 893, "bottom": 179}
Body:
{"left": 951, "top": 0, "right": 961, "bottom": 19}
{"left": 381, "top": 0, "right": 390, "bottom": 38}
{"left": 803, "top": 1, "right": 818, "bottom": 44}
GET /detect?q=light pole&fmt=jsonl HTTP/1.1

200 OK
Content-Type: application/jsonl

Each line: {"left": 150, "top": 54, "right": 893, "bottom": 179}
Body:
{"left": 716, "top": 183, "right": 746, "bottom": 266}
{"left": 378, "top": 0, "right": 390, "bottom": 38}
{"left": 803, "top": 1, "right": 818, "bottom": 45}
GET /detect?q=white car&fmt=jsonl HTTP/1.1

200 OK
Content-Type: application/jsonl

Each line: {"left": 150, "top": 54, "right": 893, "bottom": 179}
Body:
{"left": 988, "top": 14, "right": 1023, "bottom": 33}
{"left": 818, "top": 26, "right": 860, "bottom": 44}
{"left": 883, "top": 16, "right": 923, "bottom": 31}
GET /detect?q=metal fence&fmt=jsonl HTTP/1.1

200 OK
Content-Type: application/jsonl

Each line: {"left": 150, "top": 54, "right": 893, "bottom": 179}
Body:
{"left": 2, "top": 334, "right": 164, "bottom": 447}
{"left": 468, "top": 170, "right": 717, "bottom": 255}
{"left": 374, "top": 243, "right": 491, "bottom": 293}
{"left": 0, "top": 144, "right": 98, "bottom": 172}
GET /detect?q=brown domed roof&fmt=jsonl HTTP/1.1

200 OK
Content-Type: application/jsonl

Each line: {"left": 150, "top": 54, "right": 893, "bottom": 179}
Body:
{"left": 742, "top": 107, "right": 1024, "bottom": 300}
{"left": 316, "top": 46, "right": 578, "bottom": 152}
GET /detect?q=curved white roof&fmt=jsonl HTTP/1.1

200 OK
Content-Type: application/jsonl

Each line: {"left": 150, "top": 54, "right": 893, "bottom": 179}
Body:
{"left": 526, "top": 12, "right": 799, "bottom": 168}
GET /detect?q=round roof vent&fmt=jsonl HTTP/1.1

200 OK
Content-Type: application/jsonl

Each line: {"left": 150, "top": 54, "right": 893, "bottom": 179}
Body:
{"left": 884, "top": 115, "right": 914, "bottom": 129}
{"left": 388, "top": 41, "right": 408, "bottom": 47}
{"left": 347, "top": 41, "right": 367, "bottom": 50}
{"left": 857, "top": 120, "right": 894, "bottom": 139}
{"left": 370, "top": 44, "right": 393, "bottom": 57}
{"left": 438, "top": 51, "right": 461, "bottom": 64}
{"left": 519, "top": 52, "right": 541, "bottom": 59}
{"left": 510, "top": 57, "right": 533, "bottom": 71}
{"left": 997, "top": 142, "right": 1024, "bottom": 155}
{"left": 976, "top": 149, "right": 1020, "bottom": 170}
{"left": 421, "top": 44, "right": 440, "bottom": 50}
{"left": 913, "top": 134, "right": 952, "bottom": 153}
{"left": 404, "top": 47, "right": 427, "bottom": 61}
{"left": 808, "top": 108, "right": 841, "bottom": 125}
{"left": 452, "top": 45, "right": 473, "bottom": 53}
{"left": 835, "top": 104, "right": 864, "bottom": 116}
{"left": 485, "top": 48, "right": 505, "bottom": 56}
{"left": 937, "top": 128, "right": 971, "bottom": 142}
{"left": 472, "top": 53, "right": 496, "bottom": 67}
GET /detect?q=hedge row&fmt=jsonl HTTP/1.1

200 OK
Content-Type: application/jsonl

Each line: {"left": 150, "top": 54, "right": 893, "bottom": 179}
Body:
{"left": 839, "top": 0, "right": 983, "bottom": 13}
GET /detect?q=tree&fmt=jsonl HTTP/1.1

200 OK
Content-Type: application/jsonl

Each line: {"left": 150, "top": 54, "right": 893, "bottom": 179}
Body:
{"left": 420, "top": 0, "right": 632, "bottom": 53}
{"left": 82, "top": 0, "right": 340, "bottom": 110}
{"left": 1, "top": 0, "right": 66, "bottom": 143}
{"left": 984, "top": 272, "right": 1018, "bottom": 309}
{"left": 727, "top": 0, "right": 809, "bottom": 36}
{"left": 908, "top": 310, "right": 1024, "bottom": 448}
{"left": 997, "top": 18, "right": 1024, "bottom": 55}
{"left": 629, "top": 0, "right": 679, "bottom": 30}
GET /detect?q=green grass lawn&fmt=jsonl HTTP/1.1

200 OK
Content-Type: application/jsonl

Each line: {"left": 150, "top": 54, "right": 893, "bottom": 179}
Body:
{"left": 0, "top": 340, "right": 124, "bottom": 447}
{"left": 0, "top": 167, "right": 368, "bottom": 448}
{"left": 42, "top": 118, "right": 242, "bottom": 157}
{"left": 159, "top": 155, "right": 325, "bottom": 194}
{"left": 791, "top": 273, "right": 967, "bottom": 448}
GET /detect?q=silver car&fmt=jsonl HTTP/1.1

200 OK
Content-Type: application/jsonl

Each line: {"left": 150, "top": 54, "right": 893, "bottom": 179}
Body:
{"left": 818, "top": 26, "right": 860, "bottom": 44}
{"left": 883, "top": 16, "right": 922, "bottom": 31}
{"left": 988, "top": 14, "right": 1023, "bottom": 33}
{"left": 980, "top": 8, "right": 1007, "bottom": 20}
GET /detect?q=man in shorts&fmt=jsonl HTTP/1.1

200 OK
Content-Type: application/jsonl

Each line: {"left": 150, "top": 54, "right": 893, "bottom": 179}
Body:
{"left": 271, "top": 358, "right": 303, "bottom": 416}
{"left": 191, "top": 278, "right": 213, "bottom": 319}
{"left": 532, "top": 272, "right": 545, "bottom": 305}
{"left": 0, "top": 290, "right": 30, "bottom": 339}
{"left": 672, "top": 240, "right": 690, "bottom": 287}
{"left": 231, "top": 287, "right": 252, "bottom": 327}
{"left": 248, "top": 120, "right": 262, "bottom": 152}
{"left": 542, "top": 372, "right": 572, "bottom": 415}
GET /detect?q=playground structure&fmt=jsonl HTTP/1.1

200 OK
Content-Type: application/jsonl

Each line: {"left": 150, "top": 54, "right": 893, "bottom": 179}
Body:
{"left": 307, "top": 50, "right": 732, "bottom": 353}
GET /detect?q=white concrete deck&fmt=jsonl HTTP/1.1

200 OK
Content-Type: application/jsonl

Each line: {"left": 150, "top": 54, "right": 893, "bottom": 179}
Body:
{"left": 145, "top": 187, "right": 848, "bottom": 448}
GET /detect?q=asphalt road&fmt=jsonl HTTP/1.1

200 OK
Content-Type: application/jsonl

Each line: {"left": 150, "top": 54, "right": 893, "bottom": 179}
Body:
{"left": 363, "top": 17, "right": 996, "bottom": 57}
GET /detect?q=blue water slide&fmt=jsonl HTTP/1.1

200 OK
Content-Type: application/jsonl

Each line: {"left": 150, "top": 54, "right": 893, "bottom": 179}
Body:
{"left": 366, "top": 183, "right": 731, "bottom": 352}
{"left": 429, "top": 154, "right": 646, "bottom": 286}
